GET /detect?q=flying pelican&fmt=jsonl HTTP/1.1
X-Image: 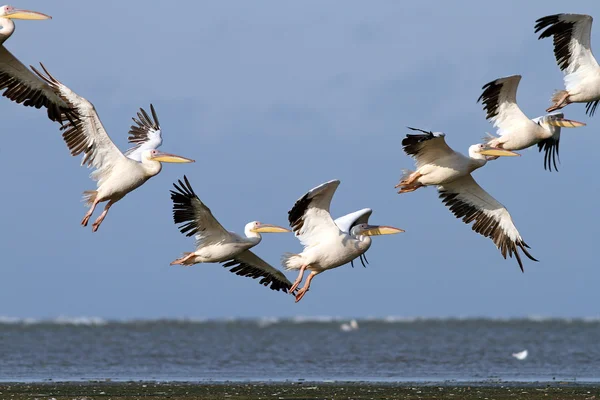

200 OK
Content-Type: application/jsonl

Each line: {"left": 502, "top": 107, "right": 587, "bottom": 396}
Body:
{"left": 535, "top": 14, "right": 600, "bottom": 115}
{"left": 396, "top": 127, "right": 536, "bottom": 271}
{"left": 32, "top": 63, "right": 194, "bottom": 232}
{"left": 169, "top": 176, "right": 293, "bottom": 293}
{"left": 0, "top": 5, "right": 72, "bottom": 122}
{"left": 478, "top": 74, "right": 585, "bottom": 171}
{"left": 282, "top": 180, "right": 404, "bottom": 303}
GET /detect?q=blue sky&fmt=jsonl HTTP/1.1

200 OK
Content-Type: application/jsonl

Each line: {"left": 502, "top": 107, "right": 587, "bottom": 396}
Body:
{"left": 1, "top": 0, "right": 599, "bottom": 319}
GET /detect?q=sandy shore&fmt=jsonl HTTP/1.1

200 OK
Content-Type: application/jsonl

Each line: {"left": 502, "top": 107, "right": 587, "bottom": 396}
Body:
{"left": 0, "top": 381, "right": 598, "bottom": 399}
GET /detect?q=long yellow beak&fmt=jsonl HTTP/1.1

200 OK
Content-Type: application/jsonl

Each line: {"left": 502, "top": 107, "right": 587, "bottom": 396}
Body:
{"left": 361, "top": 225, "right": 405, "bottom": 236}
{"left": 479, "top": 148, "right": 521, "bottom": 157}
{"left": 4, "top": 9, "right": 51, "bottom": 20}
{"left": 252, "top": 223, "right": 291, "bottom": 233}
{"left": 150, "top": 152, "right": 195, "bottom": 163}
{"left": 548, "top": 118, "right": 586, "bottom": 128}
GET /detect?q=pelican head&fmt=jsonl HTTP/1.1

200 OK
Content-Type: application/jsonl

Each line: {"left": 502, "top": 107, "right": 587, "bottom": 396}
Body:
{"left": 470, "top": 143, "right": 520, "bottom": 158}
{"left": 350, "top": 223, "right": 404, "bottom": 237}
{"left": 534, "top": 112, "right": 586, "bottom": 129}
{"left": 246, "top": 221, "right": 291, "bottom": 234}
{"left": 0, "top": 5, "right": 50, "bottom": 19}
{"left": 144, "top": 149, "right": 195, "bottom": 163}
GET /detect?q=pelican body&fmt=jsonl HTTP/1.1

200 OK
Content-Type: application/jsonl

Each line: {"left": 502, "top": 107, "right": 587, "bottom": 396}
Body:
{"left": 0, "top": 5, "right": 72, "bottom": 122}
{"left": 32, "top": 64, "right": 194, "bottom": 232}
{"left": 535, "top": 14, "right": 600, "bottom": 115}
{"left": 282, "top": 180, "right": 403, "bottom": 302}
{"left": 396, "top": 127, "right": 536, "bottom": 271}
{"left": 170, "top": 176, "right": 293, "bottom": 293}
{"left": 478, "top": 75, "right": 585, "bottom": 171}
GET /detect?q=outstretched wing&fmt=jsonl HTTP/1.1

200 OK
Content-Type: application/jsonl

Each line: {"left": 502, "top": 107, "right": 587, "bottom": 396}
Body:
{"left": 437, "top": 175, "right": 537, "bottom": 272}
{"left": 535, "top": 14, "right": 599, "bottom": 115}
{"left": 31, "top": 63, "right": 126, "bottom": 187}
{"left": 170, "top": 175, "right": 231, "bottom": 246}
{"left": 477, "top": 75, "right": 536, "bottom": 136}
{"left": 288, "top": 179, "right": 342, "bottom": 248}
{"left": 222, "top": 250, "right": 293, "bottom": 292}
{"left": 402, "top": 127, "right": 457, "bottom": 168}
{"left": 124, "top": 104, "right": 163, "bottom": 161}
{"left": 0, "top": 47, "right": 73, "bottom": 123}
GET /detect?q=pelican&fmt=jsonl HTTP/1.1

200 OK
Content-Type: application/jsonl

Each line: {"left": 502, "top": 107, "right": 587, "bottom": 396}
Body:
{"left": 334, "top": 208, "right": 373, "bottom": 268}
{"left": 32, "top": 63, "right": 194, "bottom": 232}
{"left": 169, "top": 176, "right": 293, "bottom": 293}
{"left": 282, "top": 180, "right": 404, "bottom": 303}
{"left": 0, "top": 5, "right": 72, "bottom": 122}
{"left": 478, "top": 74, "right": 585, "bottom": 171}
{"left": 396, "top": 127, "right": 537, "bottom": 271}
{"left": 535, "top": 14, "right": 600, "bottom": 115}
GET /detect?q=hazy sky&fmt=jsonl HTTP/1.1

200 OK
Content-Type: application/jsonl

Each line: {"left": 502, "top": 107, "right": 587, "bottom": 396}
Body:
{"left": 1, "top": 1, "right": 599, "bottom": 319}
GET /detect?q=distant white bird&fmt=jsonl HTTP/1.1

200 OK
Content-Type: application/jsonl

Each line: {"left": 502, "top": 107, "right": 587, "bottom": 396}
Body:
{"left": 170, "top": 176, "right": 293, "bottom": 293}
{"left": 282, "top": 180, "right": 404, "bottom": 303}
{"left": 0, "top": 5, "right": 73, "bottom": 122}
{"left": 396, "top": 127, "right": 536, "bottom": 272}
{"left": 32, "top": 64, "right": 194, "bottom": 232}
{"left": 478, "top": 74, "right": 585, "bottom": 171}
{"left": 535, "top": 14, "right": 600, "bottom": 115}
{"left": 512, "top": 349, "right": 528, "bottom": 360}
{"left": 340, "top": 319, "right": 359, "bottom": 332}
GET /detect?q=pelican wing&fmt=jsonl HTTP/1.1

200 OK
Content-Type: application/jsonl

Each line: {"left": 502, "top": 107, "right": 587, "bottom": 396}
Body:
{"left": 477, "top": 75, "right": 533, "bottom": 136}
{"left": 170, "top": 176, "right": 230, "bottom": 245}
{"left": 402, "top": 128, "right": 456, "bottom": 168}
{"left": 535, "top": 14, "right": 597, "bottom": 74}
{"left": 288, "top": 179, "right": 342, "bottom": 247}
{"left": 437, "top": 175, "right": 537, "bottom": 272}
{"left": 334, "top": 208, "right": 372, "bottom": 234}
{"left": 533, "top": 114, "right": 562, "bottom": 172}
{"left": 535, "top": 14, "right": 599, "bottom": 114}
{"left": 222, "top": 250, "right": 293, "bottom": 292}
{"left": 0, "top": 47, "right": 73, "bottom": 123}
{"left": 31, "top": 64, "right": 126, "bottom": 186}
{"left": 124, "top": 104, "right": 163, "bottom": 162}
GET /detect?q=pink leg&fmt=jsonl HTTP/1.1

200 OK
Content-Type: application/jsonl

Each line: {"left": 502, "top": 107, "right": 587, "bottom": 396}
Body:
{"left": 295, "top": 271, "right": 318, "bottom": 303}
{"left": 397, "top": 183, "right": 422, "bottom": 194}
{"left": 92, "top": 200, "right": 114, "bottom": 232}
{"left": 289, "top": 264, "right": 307, "bottom": 293}
{"left": 81, "top": 199, "right": 100, "bottom": 227}
{"left": 170, "top": 252, "right": 197, "bottom": 266}
{"left": 395, "top": 172, "right": 422, "bottom": 188}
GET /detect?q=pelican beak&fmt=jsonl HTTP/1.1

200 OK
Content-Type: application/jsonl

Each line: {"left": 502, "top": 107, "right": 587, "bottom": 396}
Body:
{"left": 479, "top": 146, "right": 521, "bottom": 157}
{"left": 4, "top": 9, "right": 51, "bottom": 20}
{"left": 548, "top": 118, "right": 586, "bottom": 128}
{"left": 360, "top": 225, "right": 405, "bottom": 236}
{"left": 149, "top": 151, "right": 195, "bottom": 163}
{"left": 252, "top": 223, "right": 291, "bottom": 233}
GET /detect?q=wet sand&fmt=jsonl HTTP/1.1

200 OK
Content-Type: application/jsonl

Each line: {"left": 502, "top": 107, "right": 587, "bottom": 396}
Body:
{"left": 1, "top": 381, "right": 598, "bottom": 400}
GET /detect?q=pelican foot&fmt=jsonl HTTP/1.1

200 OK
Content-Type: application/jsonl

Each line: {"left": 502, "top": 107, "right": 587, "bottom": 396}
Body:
{"left": 289, "top": 280, "right": 302, "bottom": 294}
{"left": 92, "top": 222, "right": 101, "bottom": 232}
{"left": 81, "top": 215, "right": 91, "bottom": 227}
{"left": 295, "top": 287, "right": 309, "bottom": 303}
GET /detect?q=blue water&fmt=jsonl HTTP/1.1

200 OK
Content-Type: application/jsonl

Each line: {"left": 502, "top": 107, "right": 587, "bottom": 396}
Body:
{"left": 0, "top": 317, "right": 598, "bottom": 382}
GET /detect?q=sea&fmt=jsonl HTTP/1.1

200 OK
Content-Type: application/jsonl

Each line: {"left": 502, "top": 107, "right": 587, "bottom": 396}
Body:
{"left": 0, "top": 317, "right": 598, "bottom": 383}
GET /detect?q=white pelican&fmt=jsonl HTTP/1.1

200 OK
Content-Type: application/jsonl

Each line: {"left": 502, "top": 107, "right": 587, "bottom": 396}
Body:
{"left": 535, "top": 14, "right": 600, "bottom": 115}
{"left": 169, "top": 176, "right": 293, "bottom": 293}
{"left": 282, "top": 180, "right": 404, "bottom": 303}
{"left": 32, "top": 63, "right": 194, "bottom": 232}
{"left": 396, "top": 127, "right": 536, "bottom": 272}
{"left": 0, "top": 5, "right": 72, "bottom": 122}
{"left": 478, "top": 74, "right": 585, "bottom": 171}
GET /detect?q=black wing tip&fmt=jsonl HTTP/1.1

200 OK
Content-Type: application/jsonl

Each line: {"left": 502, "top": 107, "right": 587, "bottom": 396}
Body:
{"left": 222, "top": 260, "right": 291, "bottom": 293}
